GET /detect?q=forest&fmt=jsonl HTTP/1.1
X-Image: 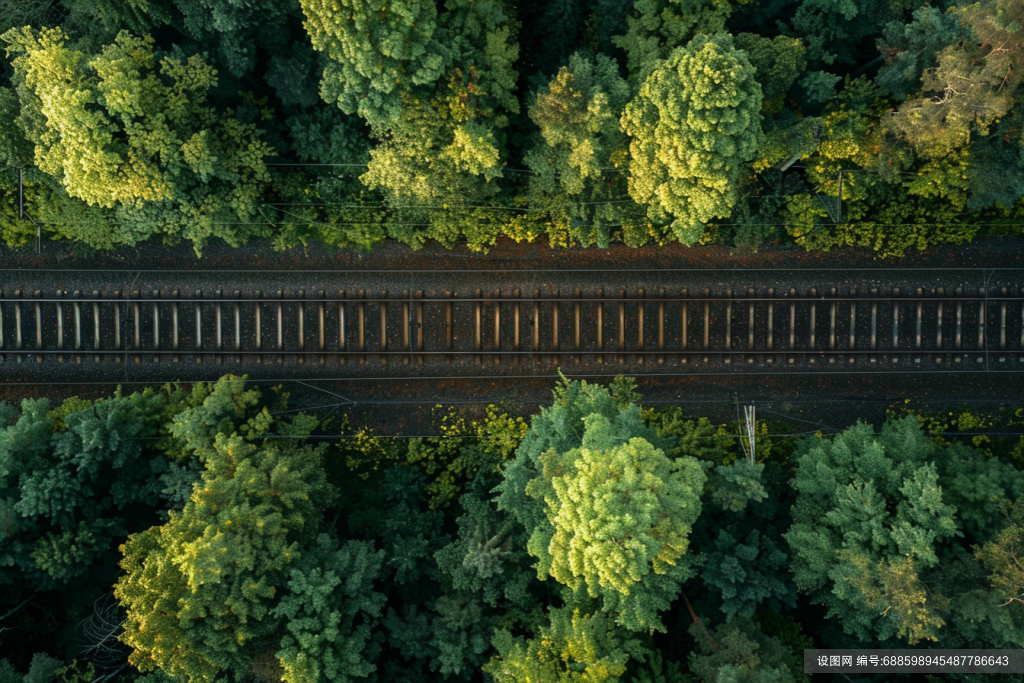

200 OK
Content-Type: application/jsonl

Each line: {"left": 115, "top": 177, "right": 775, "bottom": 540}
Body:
{"left": 1, "top": 375, "right": 1024, "bottom": 683}
{"left": 1, "top": 0, "right": 1023, "bottom": 257}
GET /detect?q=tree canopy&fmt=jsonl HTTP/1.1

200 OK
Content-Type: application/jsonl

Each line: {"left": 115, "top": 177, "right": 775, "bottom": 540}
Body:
{"left": 3, "top": 377, "right": 1024, "bottom": 681}
{"left": 0, "top": 0, "right": 1019, "bottom": 254}
{"left": 525, "top": 415, "right": 705, "bottom": 632}
{"left": 621, "top": 34, "right": 764, "bottom": 245}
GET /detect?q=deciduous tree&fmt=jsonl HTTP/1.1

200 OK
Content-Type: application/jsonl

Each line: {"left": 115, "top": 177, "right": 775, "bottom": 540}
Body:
{"left": 621, "top": 34, "right": 763, "bottom": 245}
{"left": 525, "top": 414, "right": 706, "bottom": 632}
{"left": 2, "top": 28, "right": 272, "bottom": 251}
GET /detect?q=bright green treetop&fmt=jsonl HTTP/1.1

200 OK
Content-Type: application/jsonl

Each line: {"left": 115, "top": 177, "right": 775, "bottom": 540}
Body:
{"left": 527, "top": 52, "right": 630, "bottom": 196}
{"left": 348, "top": 0, "right": 519, "bottom": 248}
{"left": 2, "top": 28, "right": 272, "bottom": 251}
{"left": 621, "top": 34, "right": 764, "bottom": 245}
{"left": 115, "top": 428, "right": 331, "bottom": 682}
{"left": 526, "top": 414, "right": 706, "bottom": 632}
{"left": 485, "top": 607, "right": 646, "bottom": 683}
{"left": 298, "top": 0, "right": 446, "bottom": 131}
{"left": 496, "top": 376, "right": 669, "bottom": 538}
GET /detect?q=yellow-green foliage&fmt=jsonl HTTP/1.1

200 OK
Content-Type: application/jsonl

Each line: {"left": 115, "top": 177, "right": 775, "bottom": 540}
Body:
{"left": 116, "top": 430, "right": 330, "bottom": 682}
{"left": 2, "top": 27, "right": 273, "bottom": 251}
{"left": 525, "top": 414, "right": 706, "bottom": 632}
{"left": 889, "top": 400, "right": 1024, "bottom": 461}
{"left": 778, "top": 79, "right": 981, "bottom": 257}
{"left": 340, "top": 404, "right": 528, "bottom": 508}
{"left": 622, "top": 34, "right": 764, "bottom": 245}
{"left": 486, "top": 608, "right": 645, "bottom": 683}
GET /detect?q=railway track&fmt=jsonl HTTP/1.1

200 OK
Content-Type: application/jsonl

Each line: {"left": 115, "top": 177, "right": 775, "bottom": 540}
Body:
{"left": 1, "top": 268, "right": 1023, "bottom": 381}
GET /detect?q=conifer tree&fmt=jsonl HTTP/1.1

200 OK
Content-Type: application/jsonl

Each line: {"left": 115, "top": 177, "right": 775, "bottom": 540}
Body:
{"left": 115, "top": 384, "right": 337, "bottom": 683}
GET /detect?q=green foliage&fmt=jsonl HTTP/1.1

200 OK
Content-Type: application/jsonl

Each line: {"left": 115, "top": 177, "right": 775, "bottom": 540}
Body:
{"left": 627, "top": 651, "right": 685, "bottom": 683}
{"left": 671, "top": 425, "right": 799, "bottom": 621}
{"left": 614, "top": 0, "right": 734, "bottom": 85}
{"left": 171, "top": 0, "right": 293, "bottom": 78}
{"left": 342, "top": 403, "right": 527, "bottom": 509}
{"left": 621, "top": 34, "right": 764, "bottom": 245}
{"left": 0, "top": 0, "right": 1018, "bottom": 254}
{"left": 975, "top": 498, "right": 1024, "bottom": 608}
{"left": 875, "top": 7, "right": 970, "bottom": 100}
{"left": 18, "top": 654, "right": 62, "bottom": 683}
{"left": 786, "top": 418, "right": 960, "bottom": 643}
{"left": 778, "top": 79, "right": 982, "bottom": 257}
{"left": 273, "top": 535, "right": 387, "bottom": 683}
{"left": 525, "top": 414, "right": 706, "bottom": 632}
{"left": 0, "top": 386, "right": 192, "bottom": 586}
{"left": 485, "top": 607, "right": 647, "bottom": 683}
{"left": 304, "top": 0, "right": 520, "bottom": 250}
{"left": 2, "top": 27, "right": 272, "bottom": 251}
{"left": 299, "top": 0, "right": 446, "bottom": 130}
{"left": 776, "top": 0, "right": 905, "bottom": 67}
{"left": 733, "top": 34, "right": 806, "bottom": 114}
{"left": 115, "top": 381, "right": 333, "bottom": 683}
{"left": 497, "top": 375, "right": 671, "bottom": 538}
{"left": 9, "top": 376, "right": 1024, "bottom": 683}
{"left": 889, "top": 0, "right": 1024, "bottom": 156}
{"left": 349, "top": 466, "right": 449, "bottom": 585}
{"left": 524, "top": 52, "right": 642, "bottom": 248}
{"left": 435, "top": 491, "right": 537, "bottom": 610}
{"left": 687, "top": 618, "right": 800, "bottom": 683}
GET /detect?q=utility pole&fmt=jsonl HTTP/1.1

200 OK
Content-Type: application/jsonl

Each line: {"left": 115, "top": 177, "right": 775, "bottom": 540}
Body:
{"left": 837, "top": 170, "right": 843, "bottom": 224}
{"left": 18, "top": 168, "right": 43, "bottom": 253}
{"left": 743, "top": 405, "right": 756, "bottom": 464}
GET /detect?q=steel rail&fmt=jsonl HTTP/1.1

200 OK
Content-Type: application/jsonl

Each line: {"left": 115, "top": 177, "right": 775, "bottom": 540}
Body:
{"left": 4, "top": 267, "right": 1024, "bottom": 273}
{"left": 3, "top": 280, "right": 1022, "bottom": 376}
{"left": 3, "top": 296, "right": 1022, "bottom": 303}
{"left": 0, "top": 349, "right": 1021, "bottom": 356}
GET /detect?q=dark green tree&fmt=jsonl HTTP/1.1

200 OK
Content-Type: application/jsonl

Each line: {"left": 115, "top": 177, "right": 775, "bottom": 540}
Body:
{"left": 614, "top": 0, "right": 734, "bottom": 85}
{"left": 875, "top": 6, "right": 970, "bottom": 100}
{"left": 785, "top": 418, "right": 960, "bottom": 644}
{"left": 272, "top": 535, "right": 387, "bottom": 683}
{"left": 524, "top": 52, "right": 642, "bottom": 248}
{"left": 687, "top": 618, "right": 800, "bottom": 683}
{"left": 0, "top": 388, "right": 192, "bottom": 587}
